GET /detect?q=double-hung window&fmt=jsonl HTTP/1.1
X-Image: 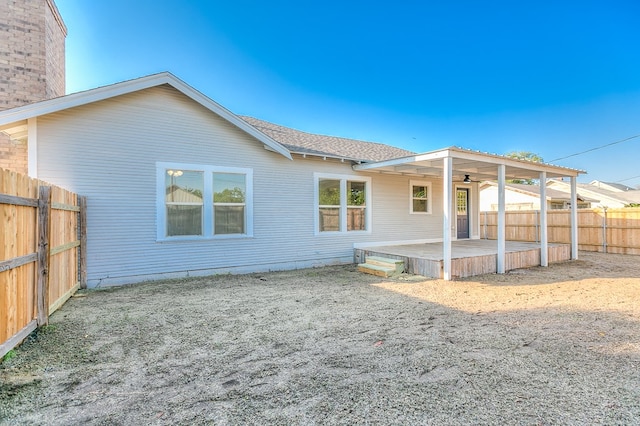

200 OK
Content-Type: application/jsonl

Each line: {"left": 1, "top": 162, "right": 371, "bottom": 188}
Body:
{"left": 157, "top": 163, "right": 253, "bottom": 240}
{"left": 213, "top": 173, "right": 246, "bottom": 235}
{"left": 315, "top": 173, "right": 371, "bottom": 234}
{"left": 410, "top": 180, "right": 432, "bottom": 214}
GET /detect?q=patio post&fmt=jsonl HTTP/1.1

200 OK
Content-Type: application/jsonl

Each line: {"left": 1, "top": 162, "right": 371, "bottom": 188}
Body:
{"left": 497, "top": 164, "right": 506, "bottom": 273}
{"left": 570, "top": 176, "right": 579, "bottom": 259}
{"left": 443, "top": 156, "right": 453, "bottom": 280}
{"left": 539, "top": 171, "right": 548, "bottom": 266}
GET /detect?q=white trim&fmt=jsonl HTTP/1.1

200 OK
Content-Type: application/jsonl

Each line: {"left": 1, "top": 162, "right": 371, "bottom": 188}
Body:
{"left": 27, "top": 117, "right": 37, "bottom": 178}
{"left": 409, "top": 180, "right": 433, "bottom": 214}
{"left": 570, "top": 177, "right": 579, "bottom": 259}
{"left": 314, "top": 172, "right": 372, "bottom": 236}
{"left": 353, "top": 146, "right": 584, "bottom": 178}
{"left": 497, "top": 164, "right": 506, "bottom": 274}
{"left": 454, "top": 184, "right": 472, "bottom": 239}
{"left": 0, "top": 72, "right": 292, "bottom": 160}
{"left": 156, "top": 161, "right": 253, "bottom": 241}
{"left": 539, "top": 171, "right": 548, "bottom": 267}
{"left": 442, "top": 157, "right": 453, "bottom": 280}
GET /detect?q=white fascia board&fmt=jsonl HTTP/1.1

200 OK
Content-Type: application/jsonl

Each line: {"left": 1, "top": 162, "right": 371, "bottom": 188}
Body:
{"left": 352, "top": 148, "right": 453, "bottom": 171}
{"left": 0, "top": 73, "right": 175, "bottom": 126}
{"left": 0, "top": 72, "right": 293, "bottom": 161}
{"left": 448, "top": 148, "right": 584, "bottom": 177}
{"left": 354, "top": 146, "right": 584, "bottom": 178}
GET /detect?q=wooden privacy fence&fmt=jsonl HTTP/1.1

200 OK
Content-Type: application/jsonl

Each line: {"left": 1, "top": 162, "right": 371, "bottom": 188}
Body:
{"left": 480, "top": 208, "right": 640, "bottom": 255}
{"left": 1, "top": 168, "right": 86, "bottom": 358}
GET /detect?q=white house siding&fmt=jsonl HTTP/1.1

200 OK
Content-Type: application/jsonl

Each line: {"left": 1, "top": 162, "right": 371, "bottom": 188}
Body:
{"left": 35, "top": 85, "right": 448, "bottom": 286}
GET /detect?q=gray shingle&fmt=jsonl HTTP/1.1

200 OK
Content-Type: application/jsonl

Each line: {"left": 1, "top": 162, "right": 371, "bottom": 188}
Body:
{"left": 240, "top": 116, "right": 415, "bottom": 162}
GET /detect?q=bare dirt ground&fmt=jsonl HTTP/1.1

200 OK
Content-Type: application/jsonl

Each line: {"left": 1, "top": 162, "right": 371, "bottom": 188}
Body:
{"left": 1, "top": 251, "right": 639, "bottom": 425}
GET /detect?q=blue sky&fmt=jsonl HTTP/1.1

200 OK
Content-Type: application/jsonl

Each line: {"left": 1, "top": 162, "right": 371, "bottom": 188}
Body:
{"left": 55, "top": 0, "right": 640, "bottom": 185}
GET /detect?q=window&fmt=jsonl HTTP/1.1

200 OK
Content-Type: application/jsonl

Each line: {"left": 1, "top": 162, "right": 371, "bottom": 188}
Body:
{"left": 213, "top": 173, "right": 246, "bottom": 235}
{"left": 318, "top": 179, "right": 341, "bottom": 232}
{"left": 410, "top": 180, "right": 432, "bottom": 214}
{"left": 157, "top": 163, "right": 252, "bottom": 240}
{"left": 347, "top": 180, "right": 366, "bottom": 231}
{"left": 315, "top": 173, "right": 371, "bottom": 234}
{"left": 166, "top": 170, "right": 204, "bottom": 236}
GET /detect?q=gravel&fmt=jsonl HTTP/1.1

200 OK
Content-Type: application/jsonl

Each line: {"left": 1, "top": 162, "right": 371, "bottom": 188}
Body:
{"left": 1, "top": 251, "right": 639, "bottom": 425}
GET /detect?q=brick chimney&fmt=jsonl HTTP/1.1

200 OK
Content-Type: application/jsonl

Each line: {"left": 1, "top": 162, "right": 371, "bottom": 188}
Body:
{"left": 0, "top": 0, "right": 67, "bottom": 173}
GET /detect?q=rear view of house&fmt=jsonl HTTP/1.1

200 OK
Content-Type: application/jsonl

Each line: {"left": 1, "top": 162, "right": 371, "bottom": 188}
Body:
{"left": 0, "top": 1, "right": 586, "bottom": 287}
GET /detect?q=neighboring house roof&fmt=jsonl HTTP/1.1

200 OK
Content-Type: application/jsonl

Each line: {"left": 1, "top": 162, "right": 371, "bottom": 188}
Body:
{"left": 240, "top": 116, "right": 415, "bottom": 162}
{"left": 548, "top": 179, "right": 640, "bottom": 207}
{"left": 588, "top": 180, "right": 636, "bottom": 192}
{"left": 579, "top": 185, "right": 640, "bottom": 205}
{"left": 166, "top": 186, "right": 203, "bottom": 203}
{"left": 480, "top": 181, "right": 599, "bottom": 203}
{"left": 0, "top": 72, "right": 293, "bottom": 160}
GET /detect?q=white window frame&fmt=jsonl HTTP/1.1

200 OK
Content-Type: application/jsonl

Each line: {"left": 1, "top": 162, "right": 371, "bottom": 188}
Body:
{"left": 157, "top": 162, "right": 253, "bottom": 241}
{"left": 409, "top": 180, "right": 432, "bottom": 214}
{"left": 314, "top": 173, "right": 372, "bottom": 235}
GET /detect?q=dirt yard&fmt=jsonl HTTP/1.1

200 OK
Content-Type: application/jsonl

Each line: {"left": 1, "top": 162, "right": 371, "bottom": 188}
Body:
{"left": 1, "top": 251, "right": 639, "bottom": 425}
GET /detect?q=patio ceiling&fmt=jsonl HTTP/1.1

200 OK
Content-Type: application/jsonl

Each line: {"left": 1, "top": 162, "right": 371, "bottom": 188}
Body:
{"left": 352, "top": 146, "right": 584, "bottom": 181}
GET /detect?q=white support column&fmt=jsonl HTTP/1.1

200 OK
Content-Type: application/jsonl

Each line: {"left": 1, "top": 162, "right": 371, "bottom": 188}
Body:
{"left": 27, "top": 117, "right": 38, "bottom": 178}
{"left": 570, "top": 176, "right": 579, "bottom": 260}
{"left": 539, "top": 171, "right": 548, "bottom": 267}
{"left": 497, "top": 164, "right": 506, "bottom": 274}
{"left": 442, "top": 157, "right": 453, "bottom": 280}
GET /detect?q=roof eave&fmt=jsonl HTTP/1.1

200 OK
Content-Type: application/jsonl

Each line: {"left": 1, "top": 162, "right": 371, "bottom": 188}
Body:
{"left": 353, "top": 146, "right": 585, "bottom": 179}
{"left": 0, "top": 72, "right": 293, "bottom": 161}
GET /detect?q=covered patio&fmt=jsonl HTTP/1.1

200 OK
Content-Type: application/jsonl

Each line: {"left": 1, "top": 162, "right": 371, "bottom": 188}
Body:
{"left": 354, "top": 240, "right": 571, "bottom": 279}
{"left": 353, "top": 147, "right": 584, "bottom": 280}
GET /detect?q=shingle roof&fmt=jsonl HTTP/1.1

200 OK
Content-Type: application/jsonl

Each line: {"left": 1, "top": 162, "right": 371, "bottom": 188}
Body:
{"left": 240, "top": 116, "right": 415, "bottom": 162}
{"left": 577, "top": 183, "right": 640, "bottom": 204}
{"left": 588, "top": 180, "right": 635, "bottom": 192}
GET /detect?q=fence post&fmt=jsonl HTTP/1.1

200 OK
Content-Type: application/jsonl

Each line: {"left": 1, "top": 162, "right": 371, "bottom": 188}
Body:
{"left": 483, "top": 211, "right": 487, "bottom": 239}
{"left": 37, "top": 186, "right": 52, "bottom": 326}
{"left": 602, "top": 207, "right": 607, "bottom": 254}
{"left": 78, "top": 196, "right": 88, "bottom": 289}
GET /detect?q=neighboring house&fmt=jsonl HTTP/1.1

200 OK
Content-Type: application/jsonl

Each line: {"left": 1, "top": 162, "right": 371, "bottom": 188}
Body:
{"left": 588, "top": 180, "right": 636, "bottom": 193}
{"left": 480, "top": 181, "right": 597, "bottom": 211}
{"left": 0, "top": 73, "right": 585, "bottom": 285}
{"left": 548, "top": 179, "right": 640, "bottom": 208}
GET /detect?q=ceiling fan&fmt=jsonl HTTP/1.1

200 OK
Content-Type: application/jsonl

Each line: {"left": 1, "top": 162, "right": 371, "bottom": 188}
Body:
{"left": 454, "top": 174, "right": 481, "bottom": 183}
